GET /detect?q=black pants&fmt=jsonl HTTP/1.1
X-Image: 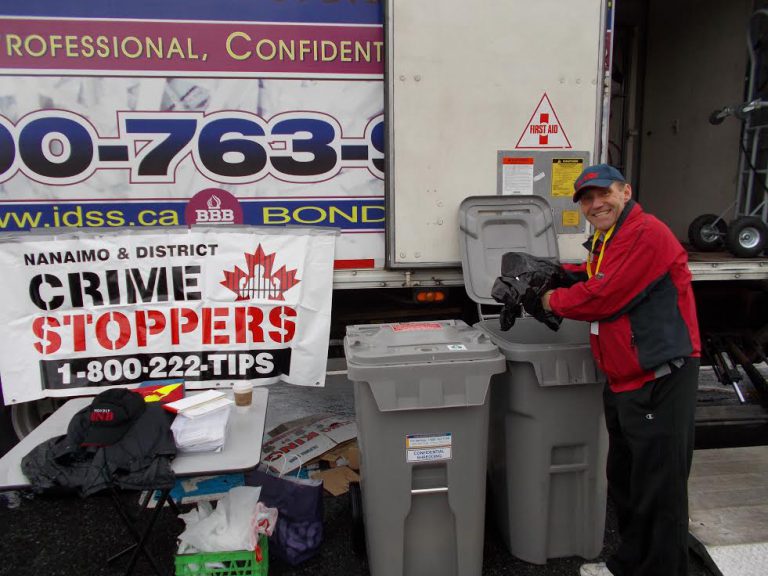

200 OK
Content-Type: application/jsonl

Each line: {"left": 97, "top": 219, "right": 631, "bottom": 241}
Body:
{"left": 604, "top": 357, "right": 699, "bottom": 576}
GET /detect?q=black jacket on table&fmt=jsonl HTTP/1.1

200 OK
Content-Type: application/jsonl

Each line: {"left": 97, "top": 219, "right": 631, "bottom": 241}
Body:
{"left": 22, "top": 403, "right": 176, "bottom": 497}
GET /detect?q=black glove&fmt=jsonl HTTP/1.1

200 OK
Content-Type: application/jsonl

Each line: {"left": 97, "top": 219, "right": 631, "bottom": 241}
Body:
{"left": 520, "top": 285, "right": 543, "bottom": 316}
{"left": 521, "top": 286, "right": 562, "bottom": 331}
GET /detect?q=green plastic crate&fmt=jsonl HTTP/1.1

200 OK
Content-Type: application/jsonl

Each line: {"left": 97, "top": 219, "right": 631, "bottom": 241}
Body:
{"left": 175, "top": 537, "right": 268, "bottom": 576}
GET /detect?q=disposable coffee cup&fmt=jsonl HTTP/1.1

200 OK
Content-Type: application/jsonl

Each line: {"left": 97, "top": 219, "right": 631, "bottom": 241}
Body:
{"left": 232, "top": 381, "right": 253, "bottom": 407}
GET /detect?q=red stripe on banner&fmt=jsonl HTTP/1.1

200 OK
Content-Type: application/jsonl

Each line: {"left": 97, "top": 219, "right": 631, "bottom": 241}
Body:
{"left": 334, "top": 259, "right": 375, "bottom": 270}
{"left": 0, "top": 18, "right": 384, "bottom": 76}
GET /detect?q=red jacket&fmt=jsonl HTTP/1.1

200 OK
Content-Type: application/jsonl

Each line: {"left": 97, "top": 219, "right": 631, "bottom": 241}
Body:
{"left": 549, "top": 200, "right": 700, "bottom": 392}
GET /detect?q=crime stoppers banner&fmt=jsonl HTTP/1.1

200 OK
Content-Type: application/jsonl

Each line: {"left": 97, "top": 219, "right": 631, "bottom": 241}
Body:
{"left": 0, "top": 226, "right": 336, "bottom": 404}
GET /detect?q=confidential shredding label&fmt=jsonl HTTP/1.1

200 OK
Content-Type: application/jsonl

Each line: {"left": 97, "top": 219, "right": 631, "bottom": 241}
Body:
{"left": 406, "top": 433, "right": 452, "bottom": 463}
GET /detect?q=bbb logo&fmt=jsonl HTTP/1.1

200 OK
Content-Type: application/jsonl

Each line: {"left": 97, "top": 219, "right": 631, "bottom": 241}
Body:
{"left": 195, "top": 208, "right": 235, "bottom": 223}
{"left": 185, "top": 188, "right": 244, "bottom": 226}
{"left": 195, "top": 195, "right": 235, "bottom": 224}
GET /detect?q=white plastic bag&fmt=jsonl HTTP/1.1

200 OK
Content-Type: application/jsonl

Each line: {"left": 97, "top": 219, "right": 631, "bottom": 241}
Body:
{"left": 252, "top": 501, "right": 278, "bottom": 537}
{"left": 177, "top": 485, "right": 262, "bottom": 553}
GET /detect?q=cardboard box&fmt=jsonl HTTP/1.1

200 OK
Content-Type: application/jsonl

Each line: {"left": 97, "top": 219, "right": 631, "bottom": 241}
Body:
{"left": 261, "top": 414, "right": 357, "bottom": 474}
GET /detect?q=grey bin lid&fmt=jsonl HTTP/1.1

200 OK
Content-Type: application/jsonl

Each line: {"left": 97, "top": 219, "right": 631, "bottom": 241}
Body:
{"left": 345, "top": 319, "right": 500, "bottom": 367}
{"left": 458, "top": 195, "right": 560, "bottom": 305}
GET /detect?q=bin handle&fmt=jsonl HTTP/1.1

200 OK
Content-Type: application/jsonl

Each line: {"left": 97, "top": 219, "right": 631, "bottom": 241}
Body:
{"left": 462, "top": 208, "right": 551, "bottom": 239}
{"left": 411, "top": 487, "right": 449, "bottom": 495}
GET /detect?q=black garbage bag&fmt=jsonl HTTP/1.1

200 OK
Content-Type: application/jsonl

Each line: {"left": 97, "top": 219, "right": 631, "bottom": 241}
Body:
{"left": 491, "top": 252, "right": 580, "bottom": 331}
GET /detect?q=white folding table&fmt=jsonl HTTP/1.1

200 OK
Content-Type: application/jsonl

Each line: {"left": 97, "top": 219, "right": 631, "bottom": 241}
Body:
{"left": 0, "top": 388, "right": 269, "bottom": 576}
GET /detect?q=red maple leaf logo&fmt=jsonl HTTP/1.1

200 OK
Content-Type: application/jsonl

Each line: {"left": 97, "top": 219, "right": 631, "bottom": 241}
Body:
{"left": 220, "top": 245, "right": 300, "bottom": 301}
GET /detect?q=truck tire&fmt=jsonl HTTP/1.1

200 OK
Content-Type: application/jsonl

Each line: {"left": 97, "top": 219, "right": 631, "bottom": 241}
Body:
{"left": 688, "top": 214, "right": 726, "bottom": 251}
{"left": 9, "top": 397, "right": 65, "bottom": 440}
{"left": 0, "top": 387, "right": 18, "bottom": 457}
{"left": 726, "top": 216, "right": 768, "bottom": 257}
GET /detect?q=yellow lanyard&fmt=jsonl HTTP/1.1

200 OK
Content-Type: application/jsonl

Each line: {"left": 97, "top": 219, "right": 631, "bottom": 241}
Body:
{"left": 587, "top": 224, "right": 615, "bottom": 278}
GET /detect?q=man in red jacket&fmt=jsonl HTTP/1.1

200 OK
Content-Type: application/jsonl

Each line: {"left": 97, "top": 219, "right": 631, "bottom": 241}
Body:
{"left": 542, "top": 164, "right": 700, "bottom": 576}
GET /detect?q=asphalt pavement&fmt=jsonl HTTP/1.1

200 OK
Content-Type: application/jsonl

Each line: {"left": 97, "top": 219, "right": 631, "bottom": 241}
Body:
{"left": 0, "top": 486, "right": 714, "bottom": 576}
{"left": 0, "top": 370, "right": 732, "bottom": 576}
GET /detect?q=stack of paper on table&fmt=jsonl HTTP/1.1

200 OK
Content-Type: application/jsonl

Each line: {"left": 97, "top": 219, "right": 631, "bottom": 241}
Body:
{"left": 164, "top": 390, "right": 233, "bottom": 417}
{"left": 168, "top": 391, "right": 235, "bottom": 452}
{"left": 171, "top": 405, "right": 232, "bottom": 452}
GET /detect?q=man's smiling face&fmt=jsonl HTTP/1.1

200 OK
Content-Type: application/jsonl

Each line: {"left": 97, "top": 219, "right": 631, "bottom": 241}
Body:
{"left": 578, "top": 182, "right": 632, "bottom": 233}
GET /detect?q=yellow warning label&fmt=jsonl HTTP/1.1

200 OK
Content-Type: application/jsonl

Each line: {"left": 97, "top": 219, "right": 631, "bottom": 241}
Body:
{"left": 562, "top": 210, "right": 581, "bottom": 227}
{"left": 551, "top": 158, "right": 584, "bottom": 197}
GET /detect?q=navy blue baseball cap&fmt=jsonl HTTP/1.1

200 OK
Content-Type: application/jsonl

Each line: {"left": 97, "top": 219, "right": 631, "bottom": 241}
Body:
{"left": 81, "top": 388, "right": 146, "bottom": 447}
{"left": 573, "top": 163, "right": 626, "bottom": 202}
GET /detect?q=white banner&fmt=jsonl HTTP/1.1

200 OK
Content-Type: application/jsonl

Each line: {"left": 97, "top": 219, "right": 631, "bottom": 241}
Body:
{"left": 0, "top": 226, "right": 336, "bottom": 404}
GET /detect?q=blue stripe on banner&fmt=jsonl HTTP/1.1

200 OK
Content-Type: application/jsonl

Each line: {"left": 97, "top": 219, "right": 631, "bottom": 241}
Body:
{"left": 0, "top": 198, "right": 385, "bottom": 231}
{"left": 0, "top": 0, "right": 383, "bottom": 25}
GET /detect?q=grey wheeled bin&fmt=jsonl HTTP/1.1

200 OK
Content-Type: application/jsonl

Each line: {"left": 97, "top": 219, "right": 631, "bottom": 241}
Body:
{"left": 458, "top": 195, "right": 608, "bottom": 565}
{"left": 344, "top": 320, "right": 505, "bottom": 576}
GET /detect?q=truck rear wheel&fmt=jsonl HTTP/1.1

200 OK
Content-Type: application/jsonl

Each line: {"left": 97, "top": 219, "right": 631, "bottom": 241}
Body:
{"left": 688, "top": 214, "right": 727, "bottom": 251}
{"left": 10, "top": 399, "right": 65, "bottom": 438}
{"left": 726, "top": 216, "right": 768, "bottom": 257}
{"left": 0, "top": 388, "right": 17, "bottom": 457}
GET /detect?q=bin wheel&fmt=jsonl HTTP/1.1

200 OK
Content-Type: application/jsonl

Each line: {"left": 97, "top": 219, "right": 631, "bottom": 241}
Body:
{"left": 726, "top": 216, "right": 768, "bottom": 257}
{"left": 349, "top": 480, "right": 366, "bottom": 557}
{"left": 688, "top": 214, "right": 727, "bottom": 251}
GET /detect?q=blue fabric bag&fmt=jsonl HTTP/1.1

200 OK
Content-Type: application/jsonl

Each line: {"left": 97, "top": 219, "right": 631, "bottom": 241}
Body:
{"left": 245, "top": 465, "right": 324, "bottom": 565}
